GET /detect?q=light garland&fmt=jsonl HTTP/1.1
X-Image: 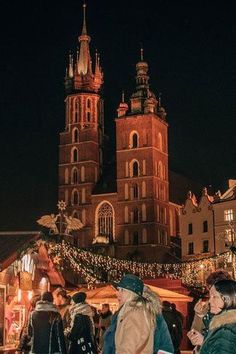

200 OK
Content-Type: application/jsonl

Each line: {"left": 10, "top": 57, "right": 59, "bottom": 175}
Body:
{"left": 47, "top": 241, "right": 233, "bottom": 287}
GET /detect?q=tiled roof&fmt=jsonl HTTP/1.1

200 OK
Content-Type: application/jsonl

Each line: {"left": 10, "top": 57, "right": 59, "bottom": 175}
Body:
{"left": 0, "top": 231, "right": 41, "bottom": 271}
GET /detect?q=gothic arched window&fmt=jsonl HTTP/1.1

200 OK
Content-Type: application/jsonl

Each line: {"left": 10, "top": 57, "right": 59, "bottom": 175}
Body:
{"left": 73, "top": 128, "right": 79, "bottom": 143}
{"left": 72, "top": 148, "right": 78, "bottom": 162}
{"left": 133, "top": 208, "right": 139, "bottom": 223}
{"left": 130, "top": 160, "right": 139, "bottom": 177}
{"left": 72, "top": 190, "right": 79, "bottom": 205}
{"left": 72, "top": 168, "right": 78, "bottom": 184}
{"left": 96, "top": 202, "right": 114, "bottom": 240}
{"left": 130, "top": 131, "right": 139, "bottom": 148}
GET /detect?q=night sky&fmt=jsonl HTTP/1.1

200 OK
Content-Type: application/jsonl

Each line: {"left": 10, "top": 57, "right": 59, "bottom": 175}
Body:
{"left": 0, "top": 0, "right": 235, "bottom": 230}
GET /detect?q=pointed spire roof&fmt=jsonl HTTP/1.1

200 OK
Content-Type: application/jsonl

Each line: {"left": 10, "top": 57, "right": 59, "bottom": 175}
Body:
{"left": 77, "top": 2, "right": 91, "bottom": 75}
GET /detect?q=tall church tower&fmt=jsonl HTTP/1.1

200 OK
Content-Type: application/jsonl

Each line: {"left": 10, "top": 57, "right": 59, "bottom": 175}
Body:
{"left": 58, "top": 4, "right": 103, "bottom": 246}
{"left": 115, "top": 51, "right": 170, "bottom": 260}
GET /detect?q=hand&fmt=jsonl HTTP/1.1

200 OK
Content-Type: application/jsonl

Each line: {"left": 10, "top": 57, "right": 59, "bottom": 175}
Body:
{"left": 187, "top": 329, "right": 204, "bottom": 346}
{"left": 194, "top": 299, "right": 209, "bottom": 316}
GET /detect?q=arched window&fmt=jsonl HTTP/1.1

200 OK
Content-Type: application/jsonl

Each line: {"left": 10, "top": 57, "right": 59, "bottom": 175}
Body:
{"left": 96, "top": 202, "right": 114, "bottom": 240}
{"left": 64, "top": 168, "right": 69, "bottom": 184}
{"left": 87, "top": 98, "right": 91, "bottom": 109}
{"left": 130, "top": 160, "right": 139, "bottom": 177}
{"left": 73, "top": 128, "right": 79, "bottom": 143}
{"left": 71, "top": 147, "right": 78, "bottom": 162}
{"left": 130, "top": 131, "right": 139, "bottom": 148}
{"left": 73, "top": 211, "right": 79, "bottom": 218}
{"left": 142, "top": 228, "right": 147, "bottom": 243}
{"left": 81, "top": 166, "right": 85, "bottom": 182}
{"left": 131, "top": 183, "right": 138, "bottom": 199}
{"left": 72, "top": 168, "right": 78, "bottom": 184}
{"left": 133, "top": 231, "right": 139, "bottom": 245}
{"left": 158, "top": 132, "right": 163, "bottom": 151}
{"left": 72, "top": 190, "right": 79, "bottom": 205}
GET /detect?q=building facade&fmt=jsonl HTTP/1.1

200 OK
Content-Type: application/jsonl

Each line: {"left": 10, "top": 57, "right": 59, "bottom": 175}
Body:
{"left": 58, "top": 4, "right": 179, "bottom": 262}
{"left": 180, "top": 180, "right": 236, "bottom": 269}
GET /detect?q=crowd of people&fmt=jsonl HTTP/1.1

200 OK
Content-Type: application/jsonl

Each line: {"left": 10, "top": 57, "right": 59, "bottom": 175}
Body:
{"left": 14, "top": 270, "right": 236, "bottom": 354}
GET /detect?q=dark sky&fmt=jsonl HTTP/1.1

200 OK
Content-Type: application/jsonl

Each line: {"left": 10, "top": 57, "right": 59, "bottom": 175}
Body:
{"left": 0, "top": 0, "right": 236, "bottom": 230}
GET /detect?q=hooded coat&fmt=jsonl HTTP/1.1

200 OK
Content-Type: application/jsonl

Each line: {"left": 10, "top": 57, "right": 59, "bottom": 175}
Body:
{"left": 28, "top": 300, "right": 66, "bottom": 354}
{"left": 66, "top": 302, "right": 97, "bottom": 354}
{"left": 200, "top": 309, "right": 236, "bottom": 354}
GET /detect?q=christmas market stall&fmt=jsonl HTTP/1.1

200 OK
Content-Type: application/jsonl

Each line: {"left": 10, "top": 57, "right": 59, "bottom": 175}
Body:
{"left": 0, "top": 232, "right": 65, "bottom": 352}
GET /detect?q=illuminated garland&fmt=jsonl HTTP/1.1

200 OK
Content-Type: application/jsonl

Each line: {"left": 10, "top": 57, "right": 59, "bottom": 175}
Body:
{"left": 47, "top": 241, "right": 233, "bottom": 286}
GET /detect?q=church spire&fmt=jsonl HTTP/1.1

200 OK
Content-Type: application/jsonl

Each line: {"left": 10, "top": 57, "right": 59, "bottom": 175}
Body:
{"left": 77, "top": 2, "right": 91, "bottom": 75}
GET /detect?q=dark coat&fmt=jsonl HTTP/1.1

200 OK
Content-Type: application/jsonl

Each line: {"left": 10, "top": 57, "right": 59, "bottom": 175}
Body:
{"left": 67, "top": 313, "right": 97, "bottom": 354}
{"left": 162, "top": 305, "right": 183, "bottom": 353}
{"left": 28, "top": 300, "right": 66, "bottom": 354}
{"left": 200, "top": 309, "right": 236, "bottom": 354}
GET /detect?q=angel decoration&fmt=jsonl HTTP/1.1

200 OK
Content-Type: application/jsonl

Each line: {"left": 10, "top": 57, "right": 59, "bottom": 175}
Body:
{"left": 37, "top": 200, "right": 83, "bottom": 236}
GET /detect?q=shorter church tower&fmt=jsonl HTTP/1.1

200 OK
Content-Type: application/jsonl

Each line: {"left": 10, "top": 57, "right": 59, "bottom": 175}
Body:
{"left": 115, "top": 50, "right": 170, "bottom": 261}
{"left": 58, "top": 4, "right": 104, "bottom": 246}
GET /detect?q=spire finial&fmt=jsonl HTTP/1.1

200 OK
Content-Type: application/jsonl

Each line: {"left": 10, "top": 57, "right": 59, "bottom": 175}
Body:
{"left": 82, "top": 1, "right": 87, "bottom": 35}
{"left": 140, "top": 43, "right": 144, "bottom": 61}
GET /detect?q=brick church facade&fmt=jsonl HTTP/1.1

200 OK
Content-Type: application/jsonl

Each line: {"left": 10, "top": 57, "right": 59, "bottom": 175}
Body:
{"left": 58, "top": 4, "right": 179, "bottom": 262}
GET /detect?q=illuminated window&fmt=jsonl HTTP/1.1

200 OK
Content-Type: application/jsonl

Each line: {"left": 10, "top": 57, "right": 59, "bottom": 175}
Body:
{"left": 97, "top": 202, "right": 114, "bottom": 239}
{"left": 203, "top": 220, "right": 208, "bottom": 233}
{"left": 224, "top": 209, "right": 234, "bottom": 221}
{"left": 202, "top": 240, "right": 209, "bottom": 253}
{"left": 188, "top": 242, "right": 194, "bottom": 255}
{"left": 225, "top": 228, "right": 233, "bottom": 242}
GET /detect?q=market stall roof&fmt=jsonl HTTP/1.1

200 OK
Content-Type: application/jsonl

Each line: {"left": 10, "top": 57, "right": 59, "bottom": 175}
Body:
{"left": 0, "top": 231, "right": 42, "bottom": 271}
{"left": 70, "top": 283, "right": 192, "bottom": 304}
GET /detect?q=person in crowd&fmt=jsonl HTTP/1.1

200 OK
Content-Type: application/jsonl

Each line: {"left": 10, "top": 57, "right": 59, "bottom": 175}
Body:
{"left": 28, "top": 291, "right": 66, "bottom": 354}
{"left": 65, "top": 292, "right": 97, "bottom": 354}
{"left": 54, "top": 288, "right": 71, "bottom": 328}
{"left": 16, "top": 294, "right": 41, "bottom": 354}
{"left": 188, "top": 279, "right": 236, "bottom": 354}
{"left": 103, "top": 273, "right": 173, "bottom": 354}
{"left": 5, "top": 295, "right": 16, "bottom": 343}
{"left": 191, "top": 269, "right": 232, "bottom": 336}
{"left": 98, "top": 303, "right": 112, "bottom": 351}
{"left": 162, "top": 301, "right": 183, "bottom": 354}
{"left": 91, "top": 306, "right": 100, "bottom": 346}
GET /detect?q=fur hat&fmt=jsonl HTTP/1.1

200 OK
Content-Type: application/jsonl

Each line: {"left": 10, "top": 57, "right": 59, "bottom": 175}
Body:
{"left": 72, "top": 292, "right": 87, "bottom": 304}
{"left": 116, "top": 274, "right": 144, "bottom": 296}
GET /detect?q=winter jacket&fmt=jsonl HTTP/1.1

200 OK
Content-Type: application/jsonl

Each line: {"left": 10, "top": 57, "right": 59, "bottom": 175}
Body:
{"left": 103, "top": 311, "right": 173, "bottom": 354}
{"left": 28, "top": 300, "right": 66, "bottom": 354}
{"left": 162, "top": 305, "right": 183, "bottom": 353}
{"left": 200, "top": 309, "right": 236, "bottom": 354}
{"left": 66, "top": 302, "right": 97, "bottom": 354}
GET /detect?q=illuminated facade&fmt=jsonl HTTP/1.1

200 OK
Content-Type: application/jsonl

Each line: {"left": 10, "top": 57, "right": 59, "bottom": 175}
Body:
{"left": 58, "top": 4, "right": 179, "bottom": 261}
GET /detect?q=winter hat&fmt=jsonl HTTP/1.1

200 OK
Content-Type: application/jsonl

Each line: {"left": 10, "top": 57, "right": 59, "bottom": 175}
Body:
{"left": 41, "top": 291, "right": 53, "bottom": 303}
{"left": 72, "top": 291, "right": 87, "bottom": 304}
{"left": 116, "top": 274, "right": 144, "bottom": 296}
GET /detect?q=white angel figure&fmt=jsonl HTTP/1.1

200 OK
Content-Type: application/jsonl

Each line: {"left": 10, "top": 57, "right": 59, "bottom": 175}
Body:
{"left": 37, "top": 214, "right": 59, "bottom": 234}
{"left": 64, "top": 215, "right": 83, "bottom": 234}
